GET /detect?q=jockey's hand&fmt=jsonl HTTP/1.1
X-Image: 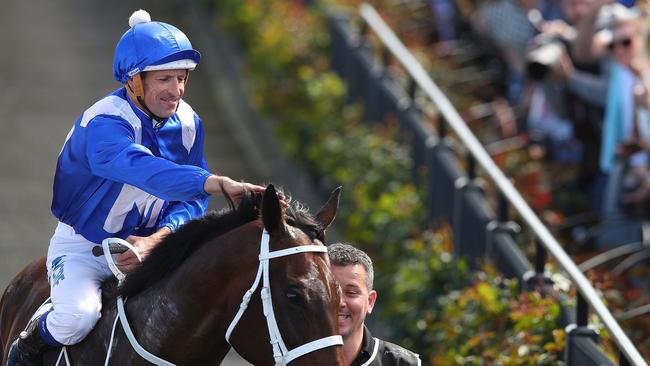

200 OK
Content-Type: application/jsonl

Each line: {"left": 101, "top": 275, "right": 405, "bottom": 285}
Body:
{"left": 116, "top": 227, "right": 171, "bottom": 272}
{"left": 204, "top": 175, "right": 288, "bottom": 208}
{"left": 218, "top": 176, "right": 265, "bottom": 202}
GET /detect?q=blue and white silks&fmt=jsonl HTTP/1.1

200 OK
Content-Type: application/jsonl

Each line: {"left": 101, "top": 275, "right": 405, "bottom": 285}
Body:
{"left": 51, "top": 88, "right": 210, "bottom": 244}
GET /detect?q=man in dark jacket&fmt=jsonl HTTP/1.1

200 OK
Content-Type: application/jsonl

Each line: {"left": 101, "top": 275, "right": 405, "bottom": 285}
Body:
{"left": 329, "top": 243, "right": 420, "bottom": 366}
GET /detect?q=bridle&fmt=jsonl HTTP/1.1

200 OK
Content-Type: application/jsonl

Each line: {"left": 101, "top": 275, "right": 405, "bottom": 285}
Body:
{"left": 225, "top": 229, "right": 343, "bottom": 365}
{"left": 98, "top": 229, "right": 341, "bottom": 366}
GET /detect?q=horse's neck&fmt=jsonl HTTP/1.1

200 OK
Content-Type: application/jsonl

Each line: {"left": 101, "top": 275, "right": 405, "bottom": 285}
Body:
{"left": 110, "top": 226, "right": 261, "bottom": 363}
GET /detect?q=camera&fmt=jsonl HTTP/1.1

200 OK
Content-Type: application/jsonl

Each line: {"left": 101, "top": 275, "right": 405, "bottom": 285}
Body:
{"left": 526, "top": 35, "right": 567, "bottom": 81}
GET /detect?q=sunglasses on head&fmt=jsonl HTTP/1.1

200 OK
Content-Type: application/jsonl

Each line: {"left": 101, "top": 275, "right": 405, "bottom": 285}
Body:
{"left": 608, "top": 37, "right": 632, "bottom": 51}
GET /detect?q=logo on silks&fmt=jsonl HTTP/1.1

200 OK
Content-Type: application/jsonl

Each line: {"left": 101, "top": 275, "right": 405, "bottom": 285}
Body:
{"left": 51, "top": 255, "right": 67, "bottom": 287}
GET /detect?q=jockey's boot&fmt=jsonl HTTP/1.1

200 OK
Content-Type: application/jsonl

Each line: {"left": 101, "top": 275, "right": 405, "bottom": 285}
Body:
{"left": 6, "top": 314, "right": 51, "bottom": 366}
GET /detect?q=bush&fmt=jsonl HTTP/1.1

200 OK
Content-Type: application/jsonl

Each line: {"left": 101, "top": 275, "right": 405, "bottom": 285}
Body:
{"left": 430, "top": 277, "right": 565, "bottom": 365}
{"left": 213, "top": 0, "right": 566, "bottom": 363}
{"left": 216, "top": 0, "right": 424, "bottom": 276}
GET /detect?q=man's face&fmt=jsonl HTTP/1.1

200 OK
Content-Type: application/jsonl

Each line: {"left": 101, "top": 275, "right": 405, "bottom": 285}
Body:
{"left": 332, "top": 264, "right": 377, "bottom": 340}
{"left": 141, "top": 69, "right": 187, "bottom": 118}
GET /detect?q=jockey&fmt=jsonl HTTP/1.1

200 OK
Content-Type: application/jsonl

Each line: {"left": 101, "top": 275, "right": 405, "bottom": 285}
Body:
{"left": 7, "top": 9, "right": 265, "bottom": 365}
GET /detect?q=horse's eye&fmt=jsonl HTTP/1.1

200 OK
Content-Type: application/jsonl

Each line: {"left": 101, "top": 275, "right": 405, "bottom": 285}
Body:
{"left": 285, "top": 287, "right": 303, "bottom": 302}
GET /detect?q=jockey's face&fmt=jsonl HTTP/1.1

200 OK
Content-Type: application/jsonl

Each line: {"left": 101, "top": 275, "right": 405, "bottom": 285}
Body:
{"left": 141, "top": 69, "right": 187, "bottom": 118}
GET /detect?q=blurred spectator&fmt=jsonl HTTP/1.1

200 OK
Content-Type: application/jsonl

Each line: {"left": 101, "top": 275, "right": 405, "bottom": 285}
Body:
{"left": 473, "top": 0, "right": 539, "bottom": 104}
{"left": 616, "top": 19, "right": 650, "bottom": 213}
{"left": 619, "top": 74, "right": 650, "bottom": 212}
{"left": 470, "top": 0, "right": 650, "bottom": 216}
{"left": 525, "top": 0, "right": 647, "bottom": 214}
{"left": 600, "top": 16, "right": 643, "bottom": 173}
{"left": 430, "top": 0, "right": 457, "bottom": 42}
{"left": 568, "top": 0, "right": 650, "bottom": 216}
{"left": 523, "top": 0, "right": 600, "bottom": 165}
{"left": 561, "top": 0, "right": 593, "bottom": 24}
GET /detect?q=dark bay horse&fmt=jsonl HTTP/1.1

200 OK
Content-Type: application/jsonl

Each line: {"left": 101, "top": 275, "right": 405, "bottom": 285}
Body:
{"left": 0, "top": 185, "right": 345, "bottom": 365}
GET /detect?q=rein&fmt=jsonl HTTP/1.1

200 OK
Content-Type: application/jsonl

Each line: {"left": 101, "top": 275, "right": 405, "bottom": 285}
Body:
{"left": 225, "top": 229, "right": 343, "bottom": 365}
{"left": 101, "top": 238, "right": 175, "bottom": 366}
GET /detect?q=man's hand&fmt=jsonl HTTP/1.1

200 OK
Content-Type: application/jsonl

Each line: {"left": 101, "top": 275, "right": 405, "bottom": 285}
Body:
{"left": 116, "top": 227, "right": 171, "bottom": 272}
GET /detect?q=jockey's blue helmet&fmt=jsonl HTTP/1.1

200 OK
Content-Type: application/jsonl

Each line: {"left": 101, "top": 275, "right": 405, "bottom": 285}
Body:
{"left": 113, "top": 9, "right": 201, "bottom": 84}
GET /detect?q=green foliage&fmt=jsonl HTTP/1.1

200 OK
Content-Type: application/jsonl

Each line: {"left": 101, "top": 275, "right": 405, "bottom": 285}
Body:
{"left": 430, "top": 275, "right": 565, "bottom": 365}
{"left": 213, "top": 1, "right": 566, "bottom": 364}
{"left": 216, "top": 0, "right": 424, "bottom": 273}
{"left": 385, "top": 228, "right": 472, "bottom": 351}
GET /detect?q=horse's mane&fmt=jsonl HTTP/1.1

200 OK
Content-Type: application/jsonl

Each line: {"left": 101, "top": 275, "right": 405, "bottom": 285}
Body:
{"left": 118, "top": 189, "right": 322, "bottom": 298}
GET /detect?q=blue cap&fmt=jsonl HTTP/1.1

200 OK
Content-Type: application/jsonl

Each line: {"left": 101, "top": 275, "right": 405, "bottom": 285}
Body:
{"left": 113, "top": 12, "right": 201, "bottom": 83}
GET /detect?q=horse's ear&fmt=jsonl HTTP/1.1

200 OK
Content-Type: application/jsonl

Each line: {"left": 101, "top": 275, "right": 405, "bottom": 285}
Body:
{"left": 262, "top": 184, "right": 284, "bottom": 234}
{"left": 315, "top": 186, "right": 341, "bottom": 230}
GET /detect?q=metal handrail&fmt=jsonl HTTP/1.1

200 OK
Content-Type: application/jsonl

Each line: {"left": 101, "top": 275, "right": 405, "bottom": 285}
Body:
{"left": 358, "top": 3, "right": 646, "bottom": 365}
{"left": 579, "top": 241, "right": 646, "bottom": 272}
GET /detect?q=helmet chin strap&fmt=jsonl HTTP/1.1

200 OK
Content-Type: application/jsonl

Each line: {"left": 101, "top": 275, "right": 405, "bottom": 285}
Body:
{"left": 126, "top": 74, "right": 163, "bottom": 122}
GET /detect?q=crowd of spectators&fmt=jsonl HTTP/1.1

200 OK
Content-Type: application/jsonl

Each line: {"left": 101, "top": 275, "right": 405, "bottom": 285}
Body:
{"left": 432, "top": 0, "right": 650, "bottom": 222}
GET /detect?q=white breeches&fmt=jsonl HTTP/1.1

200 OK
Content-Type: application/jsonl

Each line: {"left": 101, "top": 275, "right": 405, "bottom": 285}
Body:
{"left": 46, "top": 222, "right": 114, "bottom": 345}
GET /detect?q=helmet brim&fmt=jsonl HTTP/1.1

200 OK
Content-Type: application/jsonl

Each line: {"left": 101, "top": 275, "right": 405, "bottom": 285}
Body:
{"left": 149, "top": 49, "right": 201, "bottom": 69}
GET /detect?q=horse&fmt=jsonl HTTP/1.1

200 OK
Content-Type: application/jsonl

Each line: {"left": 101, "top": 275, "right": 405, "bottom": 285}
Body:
{"left": 0, "top": 184, "right": 345, "bottom": 365}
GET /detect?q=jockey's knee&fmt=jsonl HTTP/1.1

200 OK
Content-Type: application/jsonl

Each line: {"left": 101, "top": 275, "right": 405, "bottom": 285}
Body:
{"left": 46, "top": 306, "right": 101, "bottom": 345}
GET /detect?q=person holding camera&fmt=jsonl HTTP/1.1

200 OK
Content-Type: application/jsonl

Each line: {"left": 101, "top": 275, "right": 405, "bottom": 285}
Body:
{"left": 524, "top": 1, "right": 592, "bottom": 163}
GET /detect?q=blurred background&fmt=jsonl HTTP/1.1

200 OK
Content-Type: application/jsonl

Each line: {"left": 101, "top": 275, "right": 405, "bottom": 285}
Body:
{"left": 4, "top": 0, "right": 650, "bottom": 364}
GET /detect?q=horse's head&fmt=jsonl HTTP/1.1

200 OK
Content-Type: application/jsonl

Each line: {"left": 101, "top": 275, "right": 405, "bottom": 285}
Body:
{"left": 230, "top": 184, "right": 344, "bottom": 365}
